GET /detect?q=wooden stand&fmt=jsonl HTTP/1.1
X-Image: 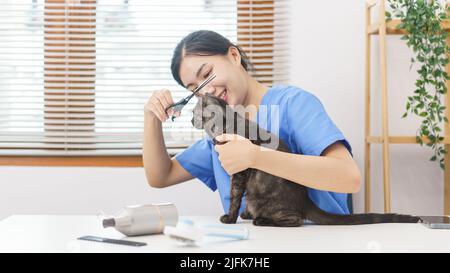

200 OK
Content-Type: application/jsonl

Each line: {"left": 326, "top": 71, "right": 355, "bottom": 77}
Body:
{"left": 364, "top": 0, "right": 450, "bottom": 214}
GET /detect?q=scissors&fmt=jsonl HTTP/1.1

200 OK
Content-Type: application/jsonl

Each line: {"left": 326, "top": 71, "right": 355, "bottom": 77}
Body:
{"left": 165, "top": 74, "right": 216, "bottom": 121}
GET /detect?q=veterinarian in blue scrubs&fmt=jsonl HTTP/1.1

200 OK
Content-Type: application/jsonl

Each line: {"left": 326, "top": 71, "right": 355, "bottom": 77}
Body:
{"left": 143, "top": 30, "right": 361, "bottom": 216}
{"left": 176, "top": 85, "right": 354, "bottom": 215}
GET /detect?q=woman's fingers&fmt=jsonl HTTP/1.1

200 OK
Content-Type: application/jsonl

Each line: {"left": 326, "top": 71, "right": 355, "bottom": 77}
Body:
{"left": 160, "top": 89, "right": 178, "bottom": 117}
{"left": 161, "top": 89, "right": 174, "bottom": 106}
{"left": 215, "top": 133, "right": 246, "bottom": 142}
{"left": 150, "top": 97, "right": 167, "bottom": 121}
{"left": 158, "top": 90, "right": 171, "bottom": 112}
{"left": 145, "top": 89, "right": 176, "bottom": 122}
{"left": 154, "top": 95, "right": 170, "bottom": 120}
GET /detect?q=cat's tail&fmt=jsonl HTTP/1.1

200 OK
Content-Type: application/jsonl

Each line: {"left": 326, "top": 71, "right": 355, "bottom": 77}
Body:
{"left": 303, "top": 198, "right": 421, "bottom": 225}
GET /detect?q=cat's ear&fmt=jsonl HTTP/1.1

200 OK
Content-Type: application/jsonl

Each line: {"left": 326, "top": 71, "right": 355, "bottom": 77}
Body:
{"left": 202, "top": 93, "right": 216, "bottom": 107}
{"left": 203, "top": 92, "right": 215, "bottom": 101}
{"left": 205, "top": 92, "right": 228, "bottom": 108}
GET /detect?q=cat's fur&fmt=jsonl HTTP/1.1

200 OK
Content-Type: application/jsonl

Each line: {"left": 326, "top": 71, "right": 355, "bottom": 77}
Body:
{"left": 192, "top": 93, "right": 421, "bottom": 226}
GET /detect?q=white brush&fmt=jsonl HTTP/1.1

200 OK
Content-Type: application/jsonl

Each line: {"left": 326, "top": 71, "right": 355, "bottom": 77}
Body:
{"left": 163, "top": 219, "right": 249, "bottom": 245}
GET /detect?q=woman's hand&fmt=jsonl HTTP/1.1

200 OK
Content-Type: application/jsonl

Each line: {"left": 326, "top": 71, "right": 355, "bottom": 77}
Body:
{"left": 214, "top": 134, "right": 260, "bottom": 175}
{"left": 144, "top": 89, "right": 179, "bottom": 122}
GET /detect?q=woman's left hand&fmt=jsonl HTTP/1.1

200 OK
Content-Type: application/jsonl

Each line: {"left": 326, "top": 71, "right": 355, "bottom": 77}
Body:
{"left": 214, "top": 133, "right": 259, "bottom": 175}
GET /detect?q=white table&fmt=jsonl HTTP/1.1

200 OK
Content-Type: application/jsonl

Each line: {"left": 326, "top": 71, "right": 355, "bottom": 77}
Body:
{"left": 0, "top": 215, "right": 449, "bottom": 252}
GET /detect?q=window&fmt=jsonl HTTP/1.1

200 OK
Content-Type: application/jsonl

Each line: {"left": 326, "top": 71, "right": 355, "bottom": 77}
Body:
{"left": 0, "top": 0, "right": 289, "bottom": 165}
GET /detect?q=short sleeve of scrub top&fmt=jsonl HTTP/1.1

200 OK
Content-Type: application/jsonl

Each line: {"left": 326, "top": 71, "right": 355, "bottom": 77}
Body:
{"left": 275, "top": 86, "right": 353, "bottom": 215}
{"left": 175, "top": 137, "right": 217, "bottom": 191}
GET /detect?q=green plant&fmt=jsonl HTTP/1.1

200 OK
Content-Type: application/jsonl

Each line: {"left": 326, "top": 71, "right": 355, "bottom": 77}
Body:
{"left": 386, "top": 0, "right": 450, "bottom": 169}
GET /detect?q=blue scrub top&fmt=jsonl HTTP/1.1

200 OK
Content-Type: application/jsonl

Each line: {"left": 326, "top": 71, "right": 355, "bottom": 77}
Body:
{"left": 175, "top": 85, "right": 353, "bottom": 215}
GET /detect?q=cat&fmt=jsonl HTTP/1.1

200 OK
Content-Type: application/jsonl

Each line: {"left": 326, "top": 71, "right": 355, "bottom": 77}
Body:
{"left": 191, "top": 93, "right": 421, "bottom": 226}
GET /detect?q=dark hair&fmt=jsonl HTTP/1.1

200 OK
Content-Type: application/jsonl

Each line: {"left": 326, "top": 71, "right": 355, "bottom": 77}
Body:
{"left": 171, "top": 30, "right": 253, "bottom": 87}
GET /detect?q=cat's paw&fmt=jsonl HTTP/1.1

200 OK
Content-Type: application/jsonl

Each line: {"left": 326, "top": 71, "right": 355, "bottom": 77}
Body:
{"left": 240, "top": 210, "right": 253, "bottom": 220}
{"left": 220, "top": 214, "right": 237, "bottom": 224}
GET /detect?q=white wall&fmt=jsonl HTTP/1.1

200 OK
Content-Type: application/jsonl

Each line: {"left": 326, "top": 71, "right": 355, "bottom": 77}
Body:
{"left": 0, "top": 1, "right": 445, "bottom": 220}
{"left": 289, "top": 0, "right": 443, "bottom": 215}
{"left": 0, "top": 167, "right": 223, "bottom": 220}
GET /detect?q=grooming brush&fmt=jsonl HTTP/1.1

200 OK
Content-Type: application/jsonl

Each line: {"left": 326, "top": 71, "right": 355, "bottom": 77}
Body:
{"left": 163, "top": 219, "right": 249, "bottom": 245}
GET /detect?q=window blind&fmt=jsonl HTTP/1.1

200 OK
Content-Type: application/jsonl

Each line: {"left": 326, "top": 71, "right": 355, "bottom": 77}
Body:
{"left": 0, "top": 0, "right": 290, "bottom": 156}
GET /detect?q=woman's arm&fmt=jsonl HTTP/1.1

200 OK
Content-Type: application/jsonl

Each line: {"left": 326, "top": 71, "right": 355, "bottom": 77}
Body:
{"left": 214, "top": 134, "right": 361, "bottom": 194}
{"left": 142, "top": 90, "right": 194, "bottom": 188}
{"left": 253, "top": 141, "right": 361, "bottom": 193}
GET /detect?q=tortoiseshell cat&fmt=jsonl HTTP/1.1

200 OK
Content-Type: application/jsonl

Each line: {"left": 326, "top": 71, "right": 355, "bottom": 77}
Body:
{"left": 192, "top": 93, "right": 421, "bottom": 226}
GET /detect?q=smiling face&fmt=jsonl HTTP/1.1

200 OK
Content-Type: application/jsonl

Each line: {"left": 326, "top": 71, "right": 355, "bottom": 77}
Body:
{"left": 178, "top": 46, "right": 249, "bottom": 107}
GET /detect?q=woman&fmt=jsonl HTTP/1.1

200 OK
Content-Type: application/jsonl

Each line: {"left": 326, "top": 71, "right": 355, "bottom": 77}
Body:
{"left": 143, "top": 30, "right": 361, "bottom": 216}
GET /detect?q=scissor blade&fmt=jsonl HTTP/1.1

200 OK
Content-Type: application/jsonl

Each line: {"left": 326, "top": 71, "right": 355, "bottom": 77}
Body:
{"left": 193, "top": 74, "right": 216, "bottom": 95}
{"left": 165, "top": 74, "right": 216, "bottom": 120}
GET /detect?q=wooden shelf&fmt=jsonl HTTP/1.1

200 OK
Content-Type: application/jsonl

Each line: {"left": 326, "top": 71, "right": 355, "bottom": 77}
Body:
{"left": 367, "top": 136, "right": 450, "bottom": 144}
{"left": 368, "top": 19, "right": 450, "bottom": 35}
{"left": 364, "top": 0, "right": 450, "bottom": 214}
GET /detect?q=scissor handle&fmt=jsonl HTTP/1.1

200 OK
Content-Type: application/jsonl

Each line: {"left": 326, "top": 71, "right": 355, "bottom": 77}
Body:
{"left": 165, "top": 97, "right": 189, "bottom": 112}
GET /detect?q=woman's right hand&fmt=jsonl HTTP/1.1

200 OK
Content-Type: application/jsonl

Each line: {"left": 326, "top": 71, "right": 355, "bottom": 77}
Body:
{"left": 144, "top": 89, "right": 179, "bottom": 122}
